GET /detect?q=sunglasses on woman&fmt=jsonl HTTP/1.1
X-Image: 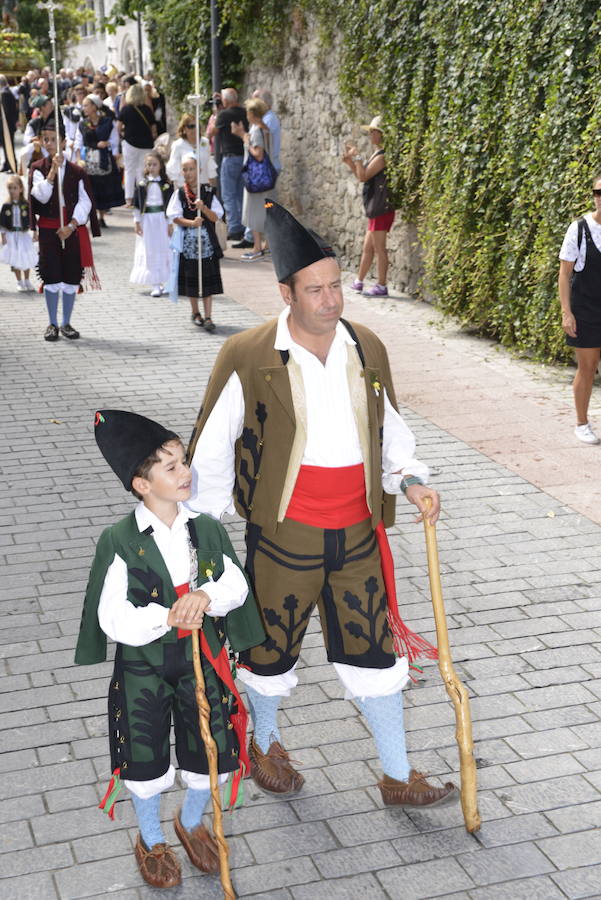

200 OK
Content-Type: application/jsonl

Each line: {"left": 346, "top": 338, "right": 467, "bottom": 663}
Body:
{"left": 592, "top": 189, "right": 601, "bottom": 196}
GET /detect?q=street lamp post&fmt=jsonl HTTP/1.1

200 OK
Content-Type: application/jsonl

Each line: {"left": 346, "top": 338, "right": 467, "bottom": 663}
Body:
{"left": 210, "top": 0, "right": 221, "bottom": 92}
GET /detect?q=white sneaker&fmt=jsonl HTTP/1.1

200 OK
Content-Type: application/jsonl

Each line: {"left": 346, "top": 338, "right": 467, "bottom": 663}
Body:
{"left": 150, "top": 286, "right": 162, "bottom": 297}
{"left": 574, "top": 423, "right": 600, "bottom": 444}
{"left": 25, "top": 279, "right": 36, "bottom": 291}
{"left": 16, "top": 281, "right": 26, "bottom": 292}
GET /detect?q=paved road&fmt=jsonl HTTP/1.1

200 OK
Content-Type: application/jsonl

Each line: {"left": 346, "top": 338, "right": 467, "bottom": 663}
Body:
{"left": 1, "top": 206, "right": 600, "bottom": 899}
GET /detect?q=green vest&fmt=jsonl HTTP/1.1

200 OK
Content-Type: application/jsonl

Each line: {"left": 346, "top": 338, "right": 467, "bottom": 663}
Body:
{"left": 188, "top": 318, "right": 399, "bottom": 532}
{"left": 74, "top": 511, "right": 265, "bottom": 666}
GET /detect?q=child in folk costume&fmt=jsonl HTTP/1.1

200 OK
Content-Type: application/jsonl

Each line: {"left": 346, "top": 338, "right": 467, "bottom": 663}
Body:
{"left": 166, "top": 154, "right": 224, "bottom": 334}
{"left": 0, "top": 175, "right": 38, "bottom": 292}
{"left": 75, "top": 410, "right": 264, "bottom": 889}
{"left": 130, "top": 151, "right": 173, "bottom": 297}
{"left": 29, "top": 115, "right": 101, "bottom": 342}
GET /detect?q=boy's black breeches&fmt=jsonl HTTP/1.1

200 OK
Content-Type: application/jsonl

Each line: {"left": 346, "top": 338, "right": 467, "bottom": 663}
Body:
{"left": 107, "top": 636, "right": 240, "bottom": 781}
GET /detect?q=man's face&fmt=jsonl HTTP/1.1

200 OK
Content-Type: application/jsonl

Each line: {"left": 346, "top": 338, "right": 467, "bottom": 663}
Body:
{"left": 281, "top": 257, "right": 343, "bottom": 337}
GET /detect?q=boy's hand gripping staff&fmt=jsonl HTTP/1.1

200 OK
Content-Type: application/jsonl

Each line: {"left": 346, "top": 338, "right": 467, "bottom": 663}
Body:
{"left": 422, "top": 498, "right": 481, "bottom": 833}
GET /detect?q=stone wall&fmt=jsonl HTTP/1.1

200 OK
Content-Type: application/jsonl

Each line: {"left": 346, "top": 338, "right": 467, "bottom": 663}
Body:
{"left": 243, "top": 15, "right": 422, "bottom": 293}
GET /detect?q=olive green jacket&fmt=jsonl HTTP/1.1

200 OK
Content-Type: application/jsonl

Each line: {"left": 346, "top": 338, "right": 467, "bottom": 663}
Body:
{"left": 75, "top": 511, "right": 265, "bottom": 666}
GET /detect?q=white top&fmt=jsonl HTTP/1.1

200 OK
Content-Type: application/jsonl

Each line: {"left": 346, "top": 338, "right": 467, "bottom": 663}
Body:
{"left": 31, "top": 163, "right": 92, "bottom": 226}
{"left": 133, "top": 179, "right": 168, "bottom": 222}
{"left": 559, "top": 213, "right": 601, "bottom": 272}
{"left": 97, "top": 502, "right": 248, "bottom": 646}
{"left": 263, "top": 109, "right": 281, "bottom": 172}
{"left": 166, "top": 136, "right": 217, "bottom": 188}
{"left": 165, "top": 189, "right": 223, "bottom": 221}
{"left": 186, "top": 307, "right": 429, "bottom": 519}
{"left": 73, "top": 118, "right": 120, "bottom": 157}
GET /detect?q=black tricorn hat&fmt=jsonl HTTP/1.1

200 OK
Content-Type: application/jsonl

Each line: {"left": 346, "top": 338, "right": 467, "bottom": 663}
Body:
{"left": 94, "top": 409, "right": 179, "bottom": 490}
{"left": 264, "top": 199, "right": 336, "bottom": 283}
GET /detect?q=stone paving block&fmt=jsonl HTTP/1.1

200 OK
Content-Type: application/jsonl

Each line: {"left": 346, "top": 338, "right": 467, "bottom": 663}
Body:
{"left": 328, "top": 807, "right": 417, "bottom": 847}
{"left": 242, "top": 891, "right": 292, "bottom": 900}
{"left": 551, "top": 864, "right": 601, "bottom": 899}
{"left": 506, "top": 728, "right": 588, "bottom": 758}
{"left": 500, "top": 774, "right": 601, "bottom": 814}
{"left": 0, "top": 870, "right": 58, "bottom": 900}
{"left": 231, "top": 857, "right": 320, "bottom": 896}
{"left": 0, "top": 819, "right": 34, "bottom": 853}
{"left": 0, "top": 841, "right": 73, "bottom": 878}
{"left": 391, "top": 824, "right": 480, "bottom": 863}
{"left": 284, "top": 699, "right": 354, "bottom": 725}
{"left": 468, "top": 875, "right": 566, "bottom": 900}
{"left": 54, "top": 852, "right": 141, "bottom": 899}
{"left": 44, "top": 784, "right": 99, "bottom": 814}
{"left": 280, "top": 717, "right": 369, "bottom": 751}
{"left": 571, "top": 721, "right": 601, "bottom": 748}
{"left": 290, "top": 788, "right": 376, "bottom": 822}
{"left": 521, "top": 644, "right": 601, "bottom": 670}
{"left": 521, "top": 664, "right": 592, "bottom": 687}
{"left": 537, "top": 828, "right": 601, "bottom": 870}
{"left": 1, "top": 718, "right": 86, "bottom": 754}
{"left": 244, "top": 821, "right": 336, "bottom": 864}
{"left": 407, "top": 791, "right": 512, "bottom": 833}
{"left": 376, "top": 856, "right": 474, "bottom": 898}
{"left": 0, "top": 747, "right": 37, "bottom": 773}
{"left": 457, "top": 841, "right": 555, "bottom": 885}
{"left": 475, "top": 811, "right": 558, "bottom": 847}
{"left": 223, "top": 799, "right": 299, "bottom": 836}
{"left": 503, "top": 752, "right": 586, "bottom": 784}
{"left": 290, "top": 873, "right": 387, "bottom": 900}
{"left": 32, "top": 804, "right": 135, "bottom": 846}
{"left": 313, "top": 840, "right": 402, "bottom": 878}
{"left": 0, "top": 758, "right": 96, "bottom": 800}
{"left": 524, "top": 705, "right": 598, "bottom": 731}
{"left": 323, "top": 760, "right": 376, "bottom": 792}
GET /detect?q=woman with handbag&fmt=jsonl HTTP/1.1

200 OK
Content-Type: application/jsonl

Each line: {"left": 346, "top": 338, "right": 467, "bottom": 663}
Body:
{"left": 118, "top": 83, "right": 157, "bottom": 206}
{"left": 231, "top": 97, "right": 277, "bottom": 262}
{"left": 74, "top": 94, "right": 124, "bottom": 227}
{"left": 342, "top": 116, "right": 395, "bottom": 297}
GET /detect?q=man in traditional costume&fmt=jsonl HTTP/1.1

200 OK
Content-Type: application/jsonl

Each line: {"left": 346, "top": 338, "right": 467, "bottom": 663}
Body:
{"left": 29, "top": 114, "right": 100, "bottom": 342}
{"left": 187, "top": 201, "right": 458, "bottom": 808}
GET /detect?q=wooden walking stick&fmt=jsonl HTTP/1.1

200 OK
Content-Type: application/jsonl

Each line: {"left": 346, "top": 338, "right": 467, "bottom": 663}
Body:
{"left": 191, "top": 627, "right": 236, "bottom": 899}
{"left": 422, "top": 498, "right": 481, "bottom": 833}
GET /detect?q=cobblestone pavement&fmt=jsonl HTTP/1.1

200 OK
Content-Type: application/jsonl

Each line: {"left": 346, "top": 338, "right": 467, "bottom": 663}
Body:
{"left": 1, "top": 207, "right": 601, "bottom": 899}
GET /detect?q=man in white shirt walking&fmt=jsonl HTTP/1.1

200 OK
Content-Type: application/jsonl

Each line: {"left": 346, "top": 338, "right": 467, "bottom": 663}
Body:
{"left": 187, "top": 200, "right": 458, "bottom": 810}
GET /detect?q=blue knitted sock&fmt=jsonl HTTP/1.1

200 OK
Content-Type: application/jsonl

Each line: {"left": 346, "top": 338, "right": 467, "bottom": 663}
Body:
{"left": 245, "top": 685, "right": 282, "bottom": 752}
{"left": 180, "top": 787, "right": 211, "bottom": 831}
{"left": 61, "top": 289, "right": 76, "bottom": 326}
{"left": 131, "top": 792, "right": 165, "bottom": 848}
{"left": 44, "top": 289, "right": 59, "bottom": 326}
{"left": 355, "top": 691, "right": 410, "bottom": 782}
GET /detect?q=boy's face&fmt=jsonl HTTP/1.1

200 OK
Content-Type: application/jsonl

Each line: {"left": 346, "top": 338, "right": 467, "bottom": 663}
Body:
{"left": 132, "top": 440, "right": 191, "bottom": 503}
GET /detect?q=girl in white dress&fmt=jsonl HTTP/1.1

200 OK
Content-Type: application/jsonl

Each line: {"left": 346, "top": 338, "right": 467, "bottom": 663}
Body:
{"left": 130, "top": 151, "right": 173, "bottom": 296}
{"left": 0, "top": 175, "right": 38, "bottom": 292}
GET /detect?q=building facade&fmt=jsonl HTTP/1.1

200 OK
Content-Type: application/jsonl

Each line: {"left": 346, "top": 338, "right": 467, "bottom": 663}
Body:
{"left": 66, "top": 0, "right": 150, "bottom": 74}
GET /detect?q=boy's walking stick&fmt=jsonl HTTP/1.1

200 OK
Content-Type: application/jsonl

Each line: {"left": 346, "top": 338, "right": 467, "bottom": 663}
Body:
{"left": 191, "top": 628, "right": 236, "bottom": 899}
{"left": 422, "top": 499, "right": 481, "bottom": 833}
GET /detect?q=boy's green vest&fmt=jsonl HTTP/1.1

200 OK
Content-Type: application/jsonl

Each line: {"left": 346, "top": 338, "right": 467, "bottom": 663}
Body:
{"left": 75, "top": 511, "right": 265, "bottom": 666}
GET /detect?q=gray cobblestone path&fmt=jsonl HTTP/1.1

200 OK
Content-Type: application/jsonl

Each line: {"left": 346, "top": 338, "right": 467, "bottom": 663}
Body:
{"left": 1, "top": 208, "right": 600, "bottom": 898}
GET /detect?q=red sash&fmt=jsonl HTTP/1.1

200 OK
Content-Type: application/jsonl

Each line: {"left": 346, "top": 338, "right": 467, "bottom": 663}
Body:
{"left": 285, "top": 464, "right": 438, "bottom": 667}
{"left": 173, "top": 582, "right": 249, "bottom": 806}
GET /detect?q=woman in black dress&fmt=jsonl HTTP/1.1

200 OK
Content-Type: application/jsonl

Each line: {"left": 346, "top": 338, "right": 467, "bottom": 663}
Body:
{"left": 559, "top": 174, "right": 601, "bottom": 444}
{"left": 74, "top": 95, "right": 124, "bottom": 226}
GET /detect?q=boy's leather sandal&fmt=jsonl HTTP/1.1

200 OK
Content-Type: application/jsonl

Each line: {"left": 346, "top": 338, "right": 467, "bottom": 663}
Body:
{"left": 378, "top": 769, "right": 458, "bottom": 807}
{"left": 134, "top": 835, "right": 181, "bottom": 888}
{"left": 248, "top": 735, "right": 305, "bottom": 795}
{"left": 173, "top": 810, "right": 220, "bottom": 874}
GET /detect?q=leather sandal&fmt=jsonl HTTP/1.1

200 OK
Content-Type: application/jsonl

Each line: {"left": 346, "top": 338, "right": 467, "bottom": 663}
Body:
{"left": 378, "top": 769, "right": 458, "bottom": 807}
{"left": 173, "top": 809, "right": 220, "bottom": 874}
{"left": 191, "top": 313, "right": 204, "bottom": 327}
{"left": 248, "top": 735, "right": 305, "bottom": 795}
{"left": 134, "top": 835, "right": 181, "bottom": 888}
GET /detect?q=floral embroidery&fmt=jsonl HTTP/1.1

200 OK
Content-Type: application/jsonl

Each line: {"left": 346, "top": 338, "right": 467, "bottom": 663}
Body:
{"left": 200, "top": 559, "right": 216, "bottom": 580}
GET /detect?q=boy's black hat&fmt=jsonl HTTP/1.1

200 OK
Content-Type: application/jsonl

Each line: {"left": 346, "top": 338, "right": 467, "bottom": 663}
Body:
{"left": 94, "top": 409, "right": 178, "bottom": 490}
{"left": 264, "top": 199, "right": 336, "bottom": 283}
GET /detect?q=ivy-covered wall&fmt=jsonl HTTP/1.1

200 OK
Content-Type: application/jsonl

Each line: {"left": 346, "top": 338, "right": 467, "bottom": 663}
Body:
{"left": 230, "top": 0, "right": 601, "bottom": 362}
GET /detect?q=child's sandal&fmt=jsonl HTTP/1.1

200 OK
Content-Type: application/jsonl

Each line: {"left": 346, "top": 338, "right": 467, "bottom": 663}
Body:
{"left": 191, "top": 313, "right": 204, "bottom": 327}
{"left": 203, "top": 317, "right": 216, "bottom": 333}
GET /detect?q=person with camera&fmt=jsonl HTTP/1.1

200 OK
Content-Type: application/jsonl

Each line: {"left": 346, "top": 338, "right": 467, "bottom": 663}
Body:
{"left": 215, "top": 87, "right": 248, "bottom": 241}
{"left": 342, "top": 115, "right": 395, "bottom": 298}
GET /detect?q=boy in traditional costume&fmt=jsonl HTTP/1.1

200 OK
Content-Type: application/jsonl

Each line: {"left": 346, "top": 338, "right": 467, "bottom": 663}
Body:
{"left": 75, "top": 410, "right": 264, "bottom": 888}
{"left": 187, "top": 200, "right": 458, "bottom": 810}
{"left": 29, "top": 114, "right": 101, "bottom": 342}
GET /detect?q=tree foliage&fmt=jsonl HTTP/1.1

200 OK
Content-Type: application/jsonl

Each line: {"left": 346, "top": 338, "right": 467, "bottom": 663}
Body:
{"left": 16, "top": 0, "right": 91, "bottom": 62}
